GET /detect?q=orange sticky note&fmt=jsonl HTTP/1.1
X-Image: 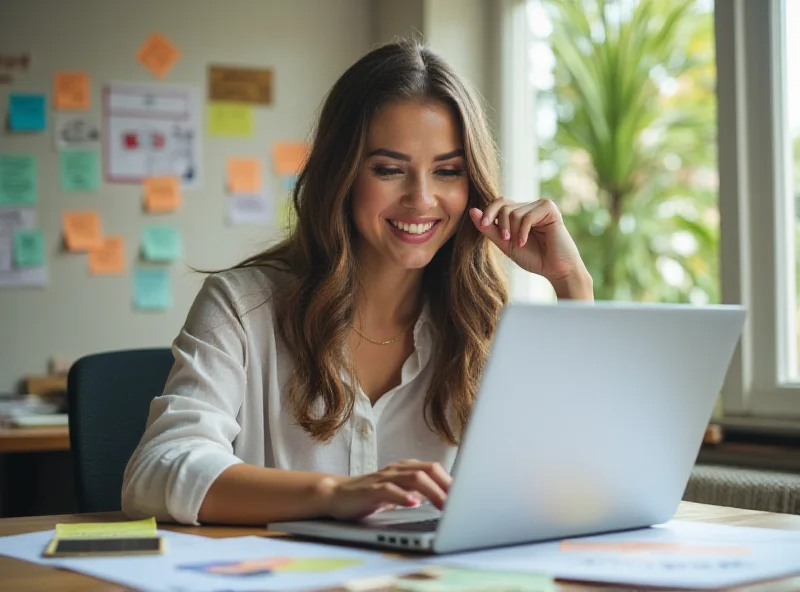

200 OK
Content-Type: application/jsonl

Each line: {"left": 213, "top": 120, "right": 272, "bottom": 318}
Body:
{"left": 144, "top": 176, "right": 181, "bottom": 213}
{"left": 54, "top": 71, "right": 90, "bottom": 110}
{"left": 62, "top": 211, "right": 103, "bottom": 252}
{"left": 272, "top": 142, "right": 309, "bottom": 176}
{"left": 136, "top": 33, "right": 180, "bottom": 79}
{"left": 227, "top": 158, "right": 262, "bottom": 193}
{"left": 89, "top": 236, "right": 126, "bottom": 275}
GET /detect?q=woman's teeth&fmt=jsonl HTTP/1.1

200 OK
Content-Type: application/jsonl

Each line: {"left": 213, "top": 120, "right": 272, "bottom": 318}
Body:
{"left": 389, "top": 220, "right": 436, "bottom": 235}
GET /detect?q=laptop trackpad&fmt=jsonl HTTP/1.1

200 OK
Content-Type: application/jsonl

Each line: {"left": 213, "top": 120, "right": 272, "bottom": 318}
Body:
{"left": 361, "top": 504, "right": 442, "bottom": 526}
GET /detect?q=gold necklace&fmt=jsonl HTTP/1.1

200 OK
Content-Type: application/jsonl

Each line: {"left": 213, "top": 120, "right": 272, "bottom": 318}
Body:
{"left": 352, "top": 321, "right": 414, "bottom": 345}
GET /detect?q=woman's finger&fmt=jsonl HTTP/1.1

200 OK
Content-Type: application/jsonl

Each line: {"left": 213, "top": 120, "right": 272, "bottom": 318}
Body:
{"left": 370, "top": 482, "right": 421, "bottom": 508}
{"left": 478, "top": 197, "right": 510, "bottom": 228}
{"left": 390, "top": 469, "right": 448, "bottom": 509}
{"left": 393, "top": 460, "right": 453, "bottom": 492}
{"left": 497, "top": 205, "right": 512, "bottom": 242}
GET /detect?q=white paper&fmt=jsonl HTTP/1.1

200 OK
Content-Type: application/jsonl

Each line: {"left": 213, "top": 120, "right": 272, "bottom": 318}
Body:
{"left": 227, "top": 191, "right": 272, "bottom": 225}
{"left": 432, "top": 520, "right": 800, "bottom": 590}
{"left": 54, "top": 113, "right": 101, "bottom": 150}
{"left": 0, "top": 207, "right": 46, "bottom": 287}
{"left": 104, "top": 81, "right": 202, "bottom": 189}
{"left": 0, "top": 529, "right": 425, "bottom": 592}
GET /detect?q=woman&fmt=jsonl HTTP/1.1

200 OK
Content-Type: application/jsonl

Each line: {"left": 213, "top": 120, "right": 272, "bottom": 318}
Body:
{"left": 122, "top": 40, "right": 593, "bottom": 526}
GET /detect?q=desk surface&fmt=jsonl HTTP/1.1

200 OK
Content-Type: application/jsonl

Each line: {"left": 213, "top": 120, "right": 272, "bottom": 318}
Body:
{"left": 0, "top": 426, "right": 70, "bottom": 454}
{"left": 1, "top": 502, "right": 800, "bottom": 591}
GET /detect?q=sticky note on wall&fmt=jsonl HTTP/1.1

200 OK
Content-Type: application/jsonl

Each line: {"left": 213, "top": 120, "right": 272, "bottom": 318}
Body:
{"left": 133, "top": 268, "right": 172, "bottom": 310}
{"left": 9, "top": 93, "right": 46, "bottom": 131}
{"left": 208, "top": 103, "right": 253, "bottom": 137}
{"left": 272, "top": 142, "right": 308, "bottom": 176}
{"left": 13, "top": 229, "right": 44, "bottom": 267}
{"left": 54, "top": 72, "right": 91, "bottom": 110}
{"left": 227, "top": 158, "right": 261, "bottom": 193}
{"left": 89, "top": 236, "right": 126, "bottom": 275}
{"left": 141, "top": 225, "right": 181, "bottom": 262}
{"left": 60, "top": 150, "right": 99, "bottom": 192}
{"left": 143, "top": 176, "right": 181, "bottom": 213}
{"left": 62, "top": 211, "right": 103, "bottom": 252}
{"left": 0, "top": 155, "right": 37, "bottom": 206}
{"left": 136, "top": 33, "right": 180, "bottom": 79}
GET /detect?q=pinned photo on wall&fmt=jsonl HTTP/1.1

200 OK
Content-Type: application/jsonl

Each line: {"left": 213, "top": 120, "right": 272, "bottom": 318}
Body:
{"left": 136, "top": 33, "right": 180, "bottom": 79}
{"left": 7, "top": 92, "right": 46, "bottom": 132}
{"left": 62, "top": 210, "right": 103, "bottom": 252}
{"left": 0, "top": 154, "right": 37, "bottom": 206}
{"left": 54, "top": 71, "right": 91, "bottom": 110}
{"left": 104, "top": 81, "right": 202, "bottom": 188}
{"left": 0, "top": 208, "right": 46, "bottom": 287}
{"left": 54, "top": 113, "right": 101, "bottom": 150}
{"left": 133, "top": 267, "right": 172, "bottom": 311}
{"left": 89, "top": 236, "right": 126, "bottom": 275}
{"left": 208, "top": 65, "right": 272, "bottom": 105}
{"left": 60, "top": 150, "right": 100, "bottom": 192}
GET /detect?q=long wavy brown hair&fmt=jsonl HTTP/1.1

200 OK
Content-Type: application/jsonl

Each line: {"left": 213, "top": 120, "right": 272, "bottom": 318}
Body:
{"left": 236, "top": 39, "right": 508, "bottom": 445}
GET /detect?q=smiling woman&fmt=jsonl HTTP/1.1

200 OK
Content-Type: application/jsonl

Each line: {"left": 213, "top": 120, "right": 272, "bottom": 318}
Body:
{"left": 120, "top": 39, "right": 592, "bottom": 527}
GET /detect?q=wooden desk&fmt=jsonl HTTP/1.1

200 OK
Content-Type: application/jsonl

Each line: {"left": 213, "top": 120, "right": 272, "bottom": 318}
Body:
{"left": 0, "top": 427, "right": 70, "bottom": 453}
{"left": 1, "top": 502, "right": 800, "bottom": 591}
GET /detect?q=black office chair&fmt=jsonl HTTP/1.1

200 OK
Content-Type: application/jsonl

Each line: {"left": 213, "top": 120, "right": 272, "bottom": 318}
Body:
{"left": 67, "top": 348, "right": 174, "bottom": 513}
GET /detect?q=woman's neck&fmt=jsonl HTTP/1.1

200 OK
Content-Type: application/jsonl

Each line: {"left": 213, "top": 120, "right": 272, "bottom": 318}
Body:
{"left": 354, "top": 258, "right": 423, "bottom": 332}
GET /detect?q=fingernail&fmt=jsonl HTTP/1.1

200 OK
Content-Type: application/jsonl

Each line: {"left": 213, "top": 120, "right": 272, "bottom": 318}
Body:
{"left": 519, "top": 238, "right": 525, "bottom": 247}
{"left": 503, "top": 230, "right": 510, "bottom": 240}
{"left": 482, "top": 217, "right": 490, "bottom": 226}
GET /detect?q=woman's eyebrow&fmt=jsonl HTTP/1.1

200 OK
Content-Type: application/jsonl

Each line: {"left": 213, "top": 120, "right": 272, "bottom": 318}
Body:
{"left": 366, "top": 148, "right": 465, "bottom": 162}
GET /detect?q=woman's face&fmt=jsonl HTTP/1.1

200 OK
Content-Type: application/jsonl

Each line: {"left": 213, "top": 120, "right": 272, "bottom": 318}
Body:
{"left": 351, "top": 99, "right": 469, "bottom": 271}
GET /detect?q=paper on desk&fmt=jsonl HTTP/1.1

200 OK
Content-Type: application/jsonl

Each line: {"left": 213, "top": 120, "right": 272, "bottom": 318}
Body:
{"left": 0, "top": 529, "right": 425, "bottom": 592}
{"left": 55, "top": 517, "right": 156, "bottom": 539}
{"left": 433, "top": 520, "right": 800, "bottom": 590}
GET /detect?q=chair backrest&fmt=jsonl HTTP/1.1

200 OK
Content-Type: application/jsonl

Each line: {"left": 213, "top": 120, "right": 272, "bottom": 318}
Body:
{"left": 67, "top": 348, "right": 174, "bottom": 513}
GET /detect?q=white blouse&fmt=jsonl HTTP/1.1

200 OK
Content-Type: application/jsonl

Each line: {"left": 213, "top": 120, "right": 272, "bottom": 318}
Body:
{"left": 121, "top": 266, "right": 458, "bottom": 525}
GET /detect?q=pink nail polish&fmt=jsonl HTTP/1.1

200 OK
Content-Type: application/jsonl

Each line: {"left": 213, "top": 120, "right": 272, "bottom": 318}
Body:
{"left": 482, "top": 218, "right": 490, "bottom": 226}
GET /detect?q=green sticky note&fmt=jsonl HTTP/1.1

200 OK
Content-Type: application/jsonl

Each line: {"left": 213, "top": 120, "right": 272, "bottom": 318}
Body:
{"left": 141, "top": 225, "right": 182, "bottom": 262}
{"left": 0, "top": 155, "right": 37, "bottom": 206}
{"left": 273, "top": 558, "right": 363, "bottom": 572}
{"left": 13, "top": 229, "right": 44, "bottom": 267}
{"left": 133, "top": 268, "right": 172, "bottom": 311}
{"left": 55, "top": 517, "right": 156, "bottom": 539}
{"left": 60, "top": 150, "right": 100, "bottom": 192}
{"left": 395, "top": 566, "right": 556, "bottom": 592}
{"left": 208, "top": 103, "right": 253, "bottom": 137}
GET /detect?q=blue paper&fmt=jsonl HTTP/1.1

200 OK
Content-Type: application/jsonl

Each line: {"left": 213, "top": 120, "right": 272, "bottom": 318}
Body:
{"left": 133, "top": 268, "right": 172, "bottom": 311}
{"left": 141, "top": 225, "right": 182, "bottom": 262}
{"left": 9, "top": 93, "right": 46, "bottom": 132}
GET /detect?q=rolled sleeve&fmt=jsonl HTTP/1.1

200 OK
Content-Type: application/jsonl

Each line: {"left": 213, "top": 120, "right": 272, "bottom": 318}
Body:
{"left": 122, "top": 275, "right": 249, "bottom": 524}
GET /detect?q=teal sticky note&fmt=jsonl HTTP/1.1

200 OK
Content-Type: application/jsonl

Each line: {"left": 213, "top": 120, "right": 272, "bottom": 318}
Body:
{"left": 141, "top": 225, "right": 182, "bottom": 262}
{"left": 0, "top": 155, "right": 37, "bottom": 206}
{"left": 13, "top": 229, "right": 45, "bottom": 267}
{"left": 133, "top": 268, "right": 172, "bottom": 310}
{"left": 60, "top": 150, "right": 100, "bottom": 192}
{"left": 9, "top": 93, "right": 46, "bottom": 131}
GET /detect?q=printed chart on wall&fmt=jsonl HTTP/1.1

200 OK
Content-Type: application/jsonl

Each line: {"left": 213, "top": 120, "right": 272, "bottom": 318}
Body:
{"left": 0, "top": 208, "right": 46, "bottom": 287}
{"left": 103, "top": 81, "right": 201, "bottom": 188}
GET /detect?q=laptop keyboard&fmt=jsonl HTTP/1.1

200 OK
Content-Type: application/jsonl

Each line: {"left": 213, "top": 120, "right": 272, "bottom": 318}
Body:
{"left": 378, "top": 518, "right": 440, "bottom": 532}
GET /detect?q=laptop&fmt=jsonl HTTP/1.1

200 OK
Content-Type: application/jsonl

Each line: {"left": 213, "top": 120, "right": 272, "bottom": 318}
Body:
{"left": 269, "top": 301, "right": 746, "bottom": 554}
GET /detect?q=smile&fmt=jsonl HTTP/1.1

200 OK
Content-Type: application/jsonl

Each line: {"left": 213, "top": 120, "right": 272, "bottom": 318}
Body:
{"left": 387, "top": 220, "right": 439, "bottom": 235}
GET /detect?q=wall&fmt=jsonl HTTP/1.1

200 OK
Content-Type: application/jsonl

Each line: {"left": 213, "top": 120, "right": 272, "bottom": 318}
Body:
{"left": 0, "top": 0, "right": 372, "bottom": 392}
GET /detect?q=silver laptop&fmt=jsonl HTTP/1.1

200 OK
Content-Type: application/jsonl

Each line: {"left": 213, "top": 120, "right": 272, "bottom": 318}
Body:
{"left": 270, "top": 301, "right": 746, "bottom": 554}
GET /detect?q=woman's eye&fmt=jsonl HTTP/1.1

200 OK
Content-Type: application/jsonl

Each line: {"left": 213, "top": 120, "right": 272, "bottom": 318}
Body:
{"left": 436, "top": 168, "right": 465, "bottom": 178}
{"left": 372, "top": 166, "right": 403, "bottom": 177}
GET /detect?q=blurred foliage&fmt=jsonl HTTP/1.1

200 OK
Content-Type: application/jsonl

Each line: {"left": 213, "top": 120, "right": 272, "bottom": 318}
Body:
{"left": 536, "top": 0, "right": 718, "bottom": 302}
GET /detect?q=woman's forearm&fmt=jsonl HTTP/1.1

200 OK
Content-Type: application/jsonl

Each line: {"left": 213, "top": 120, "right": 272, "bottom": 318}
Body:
{"left": 197, "top": 463, "right": 347, "bottom": 525}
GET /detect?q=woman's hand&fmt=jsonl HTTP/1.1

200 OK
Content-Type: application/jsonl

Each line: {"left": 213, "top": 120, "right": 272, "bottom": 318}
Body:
{"left": 319, "top": 460, "right": 452, "bottom": 521}
{"left": 469, "top": 198, "right": 593, "bottom": 300}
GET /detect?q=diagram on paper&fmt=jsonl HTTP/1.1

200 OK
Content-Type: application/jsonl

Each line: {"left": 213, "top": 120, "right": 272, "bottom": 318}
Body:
{"left": 104, "top": 82, "right": 201, "bottom": 189}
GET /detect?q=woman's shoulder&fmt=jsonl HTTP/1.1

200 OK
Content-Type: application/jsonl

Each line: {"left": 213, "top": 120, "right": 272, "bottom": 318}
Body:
{"left": 200, "top": 264, "right": 294, "bottom": 319}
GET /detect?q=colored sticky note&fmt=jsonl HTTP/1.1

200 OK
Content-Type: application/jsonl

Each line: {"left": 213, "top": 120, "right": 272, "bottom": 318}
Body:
{"left": 13, "top": 229, "right": 44, "bottom": 267}
{"left": 60, "top": 150, "right": 99, "bottom": 192}
{"left": 54, "top": 71, "right": 90, "bottom": 110}
{"left": 89, "top": 236, "right": 126, "bottom": 275}
{"left": 272, "top": 142, "right": 308, "bottom": 176}
{"left": 0, "top": 155, "right": 37, "bottom": 205}
{"left": 136, "top": 32, "right": 180, "bottom": 79}
{"left": 56, "top": 517, "right": 156, "bottom": 539}
{"left": 272, "top": 558, "right": 363, "bottom": 572}
{"left": 141, "top": 225, "right": 182, "bottom": 262}
{"left": 227, "top": 158, "right": 261, "bottom": 193}
{"left": 62, "top": 211, "right": 103, "bottom": 252}
{"left": 208, "top": 103, "right": 253, "bottom": 137}
{"left": 134, "top": 268, "right": 172, "bottom": 310}
{"left": 144, "top": 176, "right": 181, "bottom": 213}
{"left": 9, "top": 93, "right": 46, "bottom": 131}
